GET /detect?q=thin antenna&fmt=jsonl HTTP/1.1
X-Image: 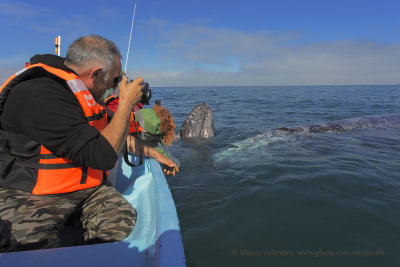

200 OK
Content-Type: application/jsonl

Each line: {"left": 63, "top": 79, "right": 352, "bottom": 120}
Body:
{"left": 124, "top": 2, "right": 136, "bottom": 73}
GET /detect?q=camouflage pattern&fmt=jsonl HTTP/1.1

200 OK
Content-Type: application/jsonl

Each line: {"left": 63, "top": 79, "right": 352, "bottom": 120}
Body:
{"left": 79, "top": 184, "right": 137, "bottom": 244}
{"left": 0, "top": 185, "right": 136, "bottom": 252}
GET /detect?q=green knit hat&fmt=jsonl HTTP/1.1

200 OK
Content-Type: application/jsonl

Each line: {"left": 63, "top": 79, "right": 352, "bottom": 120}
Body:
{"left": 134, "top": 108, "right": 162, "bottom": 135}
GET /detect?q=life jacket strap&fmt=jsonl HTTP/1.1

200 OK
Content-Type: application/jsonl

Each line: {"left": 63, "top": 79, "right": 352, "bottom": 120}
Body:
{"left": 39, "top": 154, "right": 59, "bottom": 159}
{"left": 80, "top": 166, "right": 88, "bottom": 184}
{"left": 38, "top": 162, "right": 78, "bottom": 169}
{"left": 87, "top": 109, "right": 107, "bottom": 122}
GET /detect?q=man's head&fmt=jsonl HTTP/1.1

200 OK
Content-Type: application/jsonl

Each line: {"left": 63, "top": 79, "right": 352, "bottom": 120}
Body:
{"left": 65, "top": 35, "right": 122, "bottom": 102}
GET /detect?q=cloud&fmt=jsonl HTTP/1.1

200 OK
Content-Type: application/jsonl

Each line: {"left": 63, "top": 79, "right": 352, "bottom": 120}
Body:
{"left": 130, "top": 19, "right": 400, "bottom": 86}
{"left": 97, "top": 7, "right": 120, "bottom": 18}
{"left": 142, "top": 19, "right": 284, "bottom": 66}
{"left": 0, "top": 1, "right": 95, "bottom": 37}
{"left": 0, "top": 1, "right": 40, "bottom": 17}
{"left": 1, "top": 17, "right": 398, "bottom": 87}
{"left": 0, "top": 58, "right": 26, "bottom": 83}
{"left": 0, "top": 0, "right": 60, "bottom": 35}
{"left": 29, "top": 25, "right": 56, "bottom": 33}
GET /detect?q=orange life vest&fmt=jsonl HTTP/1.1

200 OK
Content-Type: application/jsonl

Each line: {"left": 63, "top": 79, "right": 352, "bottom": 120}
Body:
{"left": 0, "top": 63, "right": 108, "bottom": 195}
{"left": 105, "top": 95, "right": 145, "bottom": 133}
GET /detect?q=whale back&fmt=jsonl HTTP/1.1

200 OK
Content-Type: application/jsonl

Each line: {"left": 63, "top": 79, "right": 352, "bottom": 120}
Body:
{"left": 275, "top": 114, "right": 400, "bottom": 134}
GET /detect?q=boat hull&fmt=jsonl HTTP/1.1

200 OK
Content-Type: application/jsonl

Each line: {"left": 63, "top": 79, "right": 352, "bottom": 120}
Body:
{"left": 0, "top": 155, "right": 186, "bottom": 267}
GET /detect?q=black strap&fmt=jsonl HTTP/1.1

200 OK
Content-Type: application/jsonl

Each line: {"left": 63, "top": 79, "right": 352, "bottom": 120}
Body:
{"left": 123, "top": 134, "right": 144, "bottom": 167}
{"left": 137, "top": 132, "right": 144, "bottom": 166}
{"left": 80, "top": 166, "right": 88, "bottom": 184}
{"left": 123, "top": 115, "right": 144, "bottom": 167}
{"left": 0, "top": 153, "right": 80, "bottom": 179}
{"left": 87, "top": 109, "right": 107, "bottom": 122}
{"left": 0, "top": 153, "right": 39, "bottom": 168}
{"left": 39, "top": 154, "right": 59, "bottom": 159}
{"left": 38, "top": 162, "right": 78, "bottom": 169}
{"left": 104, "top": 96, "right": 116, "bottom": 106}
{"left": 124, "top": 146, "right": 137, "bottom": 167}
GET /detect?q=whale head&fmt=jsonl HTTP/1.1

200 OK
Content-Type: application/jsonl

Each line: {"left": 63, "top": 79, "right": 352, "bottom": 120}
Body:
{"left": 180, "top": 102, "right": 214, "bottom": 139}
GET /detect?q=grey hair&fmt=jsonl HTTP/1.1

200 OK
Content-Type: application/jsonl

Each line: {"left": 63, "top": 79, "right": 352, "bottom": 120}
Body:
{"left": 65, "top": 35, "right": 122, "bottom": 81}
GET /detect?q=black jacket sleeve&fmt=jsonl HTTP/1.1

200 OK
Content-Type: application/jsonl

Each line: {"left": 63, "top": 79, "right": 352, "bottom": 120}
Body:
{"left": 1, "top": 77, "right": 118, "bottom": 170}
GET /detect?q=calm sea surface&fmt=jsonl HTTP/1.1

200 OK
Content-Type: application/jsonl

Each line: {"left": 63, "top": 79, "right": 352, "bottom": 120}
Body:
{"left": 152, "top": 85, "right": 400, "bottom": 267}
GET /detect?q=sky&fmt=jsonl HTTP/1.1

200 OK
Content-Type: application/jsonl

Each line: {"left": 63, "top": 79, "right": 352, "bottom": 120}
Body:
{"left": 0, "top": 0, "right": 399, "bottom": 86}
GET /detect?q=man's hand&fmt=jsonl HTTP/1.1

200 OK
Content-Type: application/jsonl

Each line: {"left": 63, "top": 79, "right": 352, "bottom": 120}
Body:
{"left": 100, "top": 76, "right": 145, "bottom": 155}
{"left": 118, "top": 76, "right": 143, "bottom": 108}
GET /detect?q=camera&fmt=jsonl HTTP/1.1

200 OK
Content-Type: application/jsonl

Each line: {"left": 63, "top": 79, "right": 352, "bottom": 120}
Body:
{"left": 123, "top": 76, "right": 152, "bottom": 105}
{"left": 141, "top": 82, "right": 152, "bottom": 105}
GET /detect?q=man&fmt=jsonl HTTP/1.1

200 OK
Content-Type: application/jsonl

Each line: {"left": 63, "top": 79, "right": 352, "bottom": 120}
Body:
{"left": 0, "top": 35, "right": 178, "bottom": 252}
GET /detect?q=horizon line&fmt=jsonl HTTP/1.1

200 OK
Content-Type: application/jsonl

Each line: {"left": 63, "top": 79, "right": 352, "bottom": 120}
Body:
{"left": 152, "top": 84, "right": 399, "bottom": 88}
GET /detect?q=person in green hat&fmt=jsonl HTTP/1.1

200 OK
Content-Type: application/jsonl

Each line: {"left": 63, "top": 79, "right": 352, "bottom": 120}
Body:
{"left": 133, "top": 104, "right": 180, "bottom": 174}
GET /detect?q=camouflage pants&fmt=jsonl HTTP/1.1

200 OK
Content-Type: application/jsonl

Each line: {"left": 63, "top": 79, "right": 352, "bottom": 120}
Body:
{"left": 0, "top": 184, "right": 136, "bottom": 252}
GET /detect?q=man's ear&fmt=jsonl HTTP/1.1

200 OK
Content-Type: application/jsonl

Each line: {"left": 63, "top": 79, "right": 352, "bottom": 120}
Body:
{"left": 90, "top": 67, "right": 103, "bottom": 82}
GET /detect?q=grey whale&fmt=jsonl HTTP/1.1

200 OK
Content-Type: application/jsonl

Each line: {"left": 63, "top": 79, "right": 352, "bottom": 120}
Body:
{"left": 180, "top": 102, "right": 214, "bottom": 139}
{"left": 215, "top": 113, "right": 400, "bottom": 163}
{"left": 274, "top": 114, "right": 400, "bottom": 134}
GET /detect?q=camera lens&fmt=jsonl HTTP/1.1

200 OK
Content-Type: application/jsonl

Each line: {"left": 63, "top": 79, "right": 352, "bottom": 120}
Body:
{"left": 141, "top": 83, "right": 152, "bottom": 105}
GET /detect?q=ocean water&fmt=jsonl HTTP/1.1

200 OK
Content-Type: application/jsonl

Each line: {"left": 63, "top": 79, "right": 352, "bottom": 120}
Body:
{"left": 152, "top": 85, "right": 400, "bottom": 267}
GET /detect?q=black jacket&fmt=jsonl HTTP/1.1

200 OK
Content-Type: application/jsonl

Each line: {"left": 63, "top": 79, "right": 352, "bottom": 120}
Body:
{"left": 1, "top": 54, "right": 117, "bottom": 170}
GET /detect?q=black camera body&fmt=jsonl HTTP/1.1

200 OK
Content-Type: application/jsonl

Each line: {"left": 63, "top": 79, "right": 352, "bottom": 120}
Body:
{"left": 123, "top": 77, "right": 152, "bottom": 105}
{"left": 141, "top": 82, "right": 152, "bottom": 105}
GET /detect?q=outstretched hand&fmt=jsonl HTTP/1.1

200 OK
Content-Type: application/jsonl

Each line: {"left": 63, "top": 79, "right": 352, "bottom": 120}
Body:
{"left": 126, "top": 130, "right": 180, "bottom": 176}
{"left": 153, "top": 152, "right": 179, "bottom": 176}
{"left": 163, "top": 165, "right": 178, "bottom": 176}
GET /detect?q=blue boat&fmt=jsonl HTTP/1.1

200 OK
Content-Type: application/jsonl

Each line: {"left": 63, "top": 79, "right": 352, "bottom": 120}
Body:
{"left": 0, "top": 155, "right": 186, "bottom": 267}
